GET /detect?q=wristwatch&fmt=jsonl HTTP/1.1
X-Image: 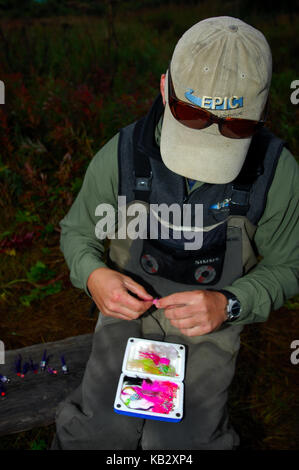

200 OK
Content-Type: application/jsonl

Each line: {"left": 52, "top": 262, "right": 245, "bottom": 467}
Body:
{"left": 218, "top": 289, "right": 241, "bottom": 322}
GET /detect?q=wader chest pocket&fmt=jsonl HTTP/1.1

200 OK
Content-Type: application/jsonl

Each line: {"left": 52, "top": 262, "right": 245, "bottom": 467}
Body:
{"left": 140, "top": 238, "right": 226, "bottom": 286}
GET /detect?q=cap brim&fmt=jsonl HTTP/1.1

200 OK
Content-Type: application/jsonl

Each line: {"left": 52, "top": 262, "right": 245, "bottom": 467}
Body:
{"left": 160, "top": 102, "right": 252, "bottom": 184}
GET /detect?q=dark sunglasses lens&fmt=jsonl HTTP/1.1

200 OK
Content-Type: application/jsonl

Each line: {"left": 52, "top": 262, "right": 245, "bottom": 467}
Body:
{"left": 170, "top": 101, "right": 211, "bottom": 129}
{"left": 221, "top": 119, "right": 260, "bottom": 139}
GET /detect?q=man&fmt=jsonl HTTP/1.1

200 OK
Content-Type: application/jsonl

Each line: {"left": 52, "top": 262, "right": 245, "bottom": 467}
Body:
{"left": 52, "top": 17, "right": 299, "bottom": 450}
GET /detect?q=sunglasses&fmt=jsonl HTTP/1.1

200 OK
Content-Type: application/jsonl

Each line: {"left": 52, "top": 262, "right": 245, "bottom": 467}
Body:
{"left": 168, "top": 67, "right": 266, "bottom": 139}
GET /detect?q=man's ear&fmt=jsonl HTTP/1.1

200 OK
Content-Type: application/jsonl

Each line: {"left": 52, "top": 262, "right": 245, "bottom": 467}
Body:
{"left": 160, "top": 74, "right": 166, "bottom": 105}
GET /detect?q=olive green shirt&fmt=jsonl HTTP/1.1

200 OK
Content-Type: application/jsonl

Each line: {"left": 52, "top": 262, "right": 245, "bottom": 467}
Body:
{"left": 60, "top": 125, "right": 299, "bottom": 325}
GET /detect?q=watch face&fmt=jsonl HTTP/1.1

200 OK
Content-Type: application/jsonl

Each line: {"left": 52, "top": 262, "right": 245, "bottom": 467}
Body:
{"left": 231, "top": 300, "right": 240, "bottom": 316}
{"left": 227, "top": 298, "right": 241, "bottom": 320}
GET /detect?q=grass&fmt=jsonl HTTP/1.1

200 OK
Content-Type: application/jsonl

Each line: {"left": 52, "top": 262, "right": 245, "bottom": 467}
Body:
{"left": 0, "top": 0, "right": 298, "bottom": 450}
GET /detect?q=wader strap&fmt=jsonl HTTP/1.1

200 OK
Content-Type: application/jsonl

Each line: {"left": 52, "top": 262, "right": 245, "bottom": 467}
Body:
{"left": 132, "top": 118, "right": 152, "bottom": 203}
{"left": 120, "top": 109, "right": 285, "bottom": 224}
{"left": 229, "top": 127, "right": 285, "bottom": 218}
{"left": 230, "top": 183, "right": 251, "bottom": 215}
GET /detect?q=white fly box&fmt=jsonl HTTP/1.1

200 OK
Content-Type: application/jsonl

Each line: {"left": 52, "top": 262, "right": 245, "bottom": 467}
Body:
{"left": 114, "top": 337, "right": 186, "bottom": 422}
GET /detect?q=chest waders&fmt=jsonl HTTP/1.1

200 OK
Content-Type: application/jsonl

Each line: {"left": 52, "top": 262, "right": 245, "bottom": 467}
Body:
{"left": 53, "top": 95, "right": 286, "bottom": 450}
{"left": 108, "top": 94, "right": 285, "bottom": 299}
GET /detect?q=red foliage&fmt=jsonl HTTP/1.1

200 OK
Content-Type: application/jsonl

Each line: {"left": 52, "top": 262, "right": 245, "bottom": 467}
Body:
{"left": 0, "top": 108, "right": 14, "bottom": 155}
{"left": 0, "top": 231, "right": 37, "bottom": 253}
{"left": 23, "top": 161, "right": 49, "bottom": 197}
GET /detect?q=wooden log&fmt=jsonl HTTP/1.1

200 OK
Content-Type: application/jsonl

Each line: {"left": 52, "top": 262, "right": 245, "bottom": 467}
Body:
{"left": 0, "top": 334, "right": 93, "bottom": 436}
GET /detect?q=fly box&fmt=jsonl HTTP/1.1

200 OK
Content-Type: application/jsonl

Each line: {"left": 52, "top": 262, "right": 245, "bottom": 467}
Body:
{"left": 113, "top": 337, "right": 186, "bottom": 422}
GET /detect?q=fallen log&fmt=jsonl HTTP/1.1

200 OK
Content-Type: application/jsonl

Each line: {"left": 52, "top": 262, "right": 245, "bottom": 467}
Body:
{"left": 0, "top": 334, "right": 92, "bottom": 436}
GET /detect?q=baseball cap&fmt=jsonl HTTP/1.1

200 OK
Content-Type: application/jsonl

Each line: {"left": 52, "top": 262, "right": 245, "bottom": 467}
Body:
{"left": 160, "top": 16, "right": 272, "bottom": 184}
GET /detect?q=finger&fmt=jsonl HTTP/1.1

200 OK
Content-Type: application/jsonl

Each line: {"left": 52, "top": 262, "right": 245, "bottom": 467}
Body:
{"left": 92, "top": 296, "right": 131, "bottom": 321}
{"left": 164, "top": 305, "right": 193, "bottom": 320}
{"left": 102, "top": 301, "right": 146, "bottom": 320}
{"left": 104, "top": 287, "right": 152, "bottom": 318}
{"left": 116, "top": 287, "right": 153, "bottom": 313}
{"left": 119, "top": 300, "right": 153, "bottom": 318}
{"left": 96, "top": 302, "right": 132, "bottom": 321}
{"left": 163, "top": 300, "right": 205, "bottom": 319}
{"left": 156, "top": 293, "right": 188, "bottom": 309}
{"left": 123, "top": 277, "right": 153, "bottom": 301}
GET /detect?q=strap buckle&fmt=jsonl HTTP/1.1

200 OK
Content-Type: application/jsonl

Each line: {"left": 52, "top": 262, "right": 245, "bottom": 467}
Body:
{"left": 134, "top": 171, "right": 153, "bottom": 192}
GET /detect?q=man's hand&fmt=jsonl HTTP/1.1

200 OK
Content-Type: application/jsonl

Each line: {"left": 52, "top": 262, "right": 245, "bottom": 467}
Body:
{"left": 156, "top": 290, "right": 228, "bottom": 337}
{"left": 87, "top": 267, "right": 153, "bottom": 321}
